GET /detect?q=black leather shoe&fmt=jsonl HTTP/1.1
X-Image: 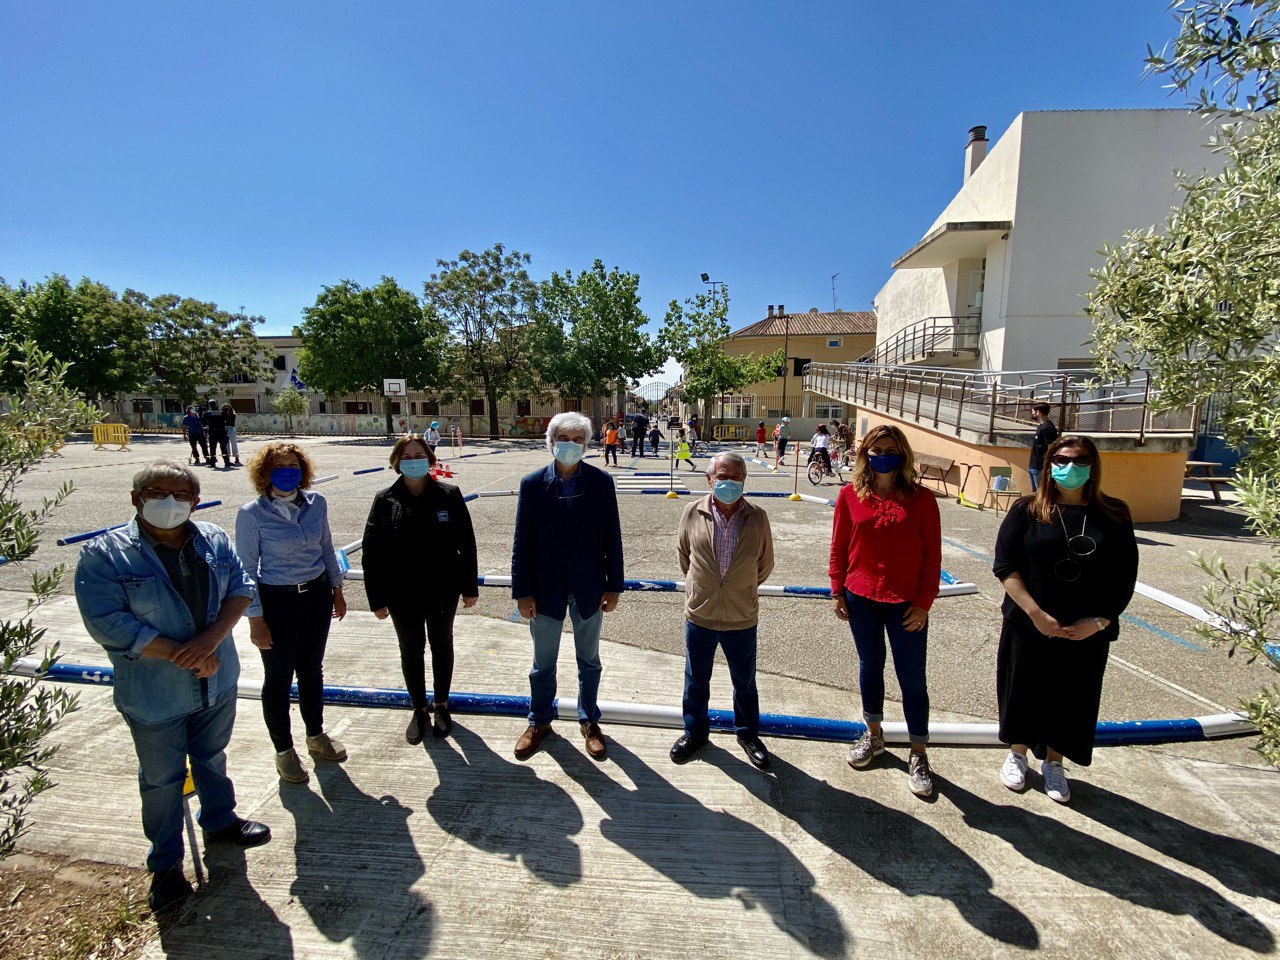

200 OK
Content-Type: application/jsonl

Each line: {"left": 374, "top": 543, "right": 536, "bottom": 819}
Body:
{"left": 406, "top": 709, "right": 427, "bottom": 745}
{"left": 147, "top": 866, "right": 193, "bottom": 914}
{"left": 432, "top": 703, "right": 453, "bottom": 739}
{"left": 670, "top": 733, "right": 708, "bottom": 764}
{"left": 737, "top": 734, "right": 771, "bottom": 770}
{"left": 203, "top": 817, "right": 271, "bottom": 847}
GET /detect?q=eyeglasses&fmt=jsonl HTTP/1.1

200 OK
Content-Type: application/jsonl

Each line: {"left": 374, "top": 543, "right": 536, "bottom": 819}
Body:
{"left": 1050, "top": 455, "right": 1092, "bottom": 467}
{"left": 140, "top": 487, "right": 196, "bottom": 503}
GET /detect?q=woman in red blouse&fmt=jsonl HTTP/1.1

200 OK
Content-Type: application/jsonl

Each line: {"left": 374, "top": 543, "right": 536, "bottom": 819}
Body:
{"left": 828, "top": 424, "right": 942, "bottom": 797}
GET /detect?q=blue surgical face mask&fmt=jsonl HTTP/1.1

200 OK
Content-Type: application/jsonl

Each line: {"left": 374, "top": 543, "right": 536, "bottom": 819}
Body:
{"left": 269, "top": 466, "right": 303, "bottom": 492}
{"left": 713, "top": 479, "right": 744, "bottom": 505}
{"left": 553, "top": 441, "right": 584, "bottom": 467}
{"left": 400, "top": 458, "right": 431, "bottom": 480}
{"left": 1051, "top": 462, "right": 1091, "bottom": 490}
{"left": 867, "top": 453, "right": 903, "bottom": 475}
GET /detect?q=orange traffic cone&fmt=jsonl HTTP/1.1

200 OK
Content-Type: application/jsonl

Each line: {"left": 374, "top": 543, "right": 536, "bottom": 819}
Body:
{"left": 443, "top": 463, "right": 453, "bottom": 478}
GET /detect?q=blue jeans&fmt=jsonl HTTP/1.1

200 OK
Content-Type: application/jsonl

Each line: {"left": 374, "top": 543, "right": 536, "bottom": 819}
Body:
{"left": 123, "top": 691, "right": 239, "bottom": 872}
{"left": 1028, "top": 468, "right": 1041, "bottom": 492}
{"left": 528, "top": 594, "right": 602, "bottom": 725}
{"left": 844, "top": 590, "right": 930, "bottom": 745}
{"left": 682, "top": 621, "right": 759, "bottom": 739}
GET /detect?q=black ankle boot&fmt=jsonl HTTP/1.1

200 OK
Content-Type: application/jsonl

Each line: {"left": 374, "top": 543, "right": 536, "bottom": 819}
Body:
{"left": 405, "top": 708, "right": 427, "bottom": 745}
{"left": 432, "top": 702, "right": 453, "bottom": 739}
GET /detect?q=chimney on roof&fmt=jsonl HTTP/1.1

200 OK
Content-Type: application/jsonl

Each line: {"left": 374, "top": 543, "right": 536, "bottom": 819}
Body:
{"left": 767, "top": 305, "right": 775, "bottom": 318}
{"left": 778, "top": 304, "right": 785, "bottom": 316}
{"left": 964, "top": 125, "right": 988, "bottom": 183}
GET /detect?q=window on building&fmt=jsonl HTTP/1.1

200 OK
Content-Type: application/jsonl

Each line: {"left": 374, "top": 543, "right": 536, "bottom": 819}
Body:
{"left": 717, "top": 395, "right": 754, "bottom": 419}
{"left": 470, "top": 398, "right": 485, "bottom": 416}
{"left": 827, "top": 338, "right": 842, "bottom": 348}
{"left": 421, "top": 399, "right": 439, "bottom": 415}
{"left": 815, "top": 402, "right": 845, "bottom": 420}
{"left": 228, "top": 372, "right": 255, "bottom": 384}
{"left": 229, "top": 399, "right": 256, "bottom": 413}
{"left": 318, "top": 401, "right": 327, "bottom": 413}
{"left": 273, "top": 355, "right": 287, "bottom": 371}
{"left": 345, "top": 401, "right": 371, "bottom": 414}
{"left": 563, "top": 398, "right": 579, "bottom": 411}
{"left": 161, "top": 398, "right": 184, "bottom": 414}
{"left": 792, "top": 357, "right": 811, "bottom": 377}
{"left": 516, "top": 398, "right": 531, "bottom": 417}
{"left": 131, "top": 399, "right": 154, "bottom": 414}
{"left": 390, "top": 402, "right": 402, "bottom": 415}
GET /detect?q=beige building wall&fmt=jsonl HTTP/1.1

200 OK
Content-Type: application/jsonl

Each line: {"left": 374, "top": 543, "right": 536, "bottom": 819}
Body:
{"left": 718, "top": 329, "right": 875, "bottom": 420}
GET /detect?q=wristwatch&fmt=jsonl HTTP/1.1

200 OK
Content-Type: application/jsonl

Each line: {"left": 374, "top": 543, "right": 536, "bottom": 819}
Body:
{"left": 1093, "top": 617, "right": 1106, "bottom": 631}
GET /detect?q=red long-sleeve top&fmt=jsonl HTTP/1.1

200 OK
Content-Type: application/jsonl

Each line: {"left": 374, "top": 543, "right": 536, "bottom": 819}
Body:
{"left": 828, "top": 483, "right": 942, "bottom": 611}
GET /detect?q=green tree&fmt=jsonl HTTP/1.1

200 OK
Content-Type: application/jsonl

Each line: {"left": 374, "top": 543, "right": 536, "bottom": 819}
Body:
{"left": 1089, "top": 0, "right": 1280, "bottom": 764}
{"left": 272, "top": 384, "right": 309, "bottom": 437}
{"left": 128, "top": 291, "right": 272, "bottom": 406}
{"left": 534, "top": 261, "right": 663, "bottom": 423}
{"left": 658, "top": 285, "right": 783, "bottom": 428}
{"left": 0, "top": 276, "right": 151, "bottom": 408}
{"left": 297, "top": 277, "right": 445, "bottom": 434}
{"left": 424, "top": 244, "right": 542, "bottom": 439}
{"left": 0, "top": 341, "right": 100, "bottom": 856}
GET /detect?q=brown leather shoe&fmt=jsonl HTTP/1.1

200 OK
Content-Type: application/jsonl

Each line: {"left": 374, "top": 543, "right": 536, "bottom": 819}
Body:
{"left": 581, "top": 721, "right": 607, "bottom": 760}
{"left": 514, "top": 723, "right": 552, "bottom": 760}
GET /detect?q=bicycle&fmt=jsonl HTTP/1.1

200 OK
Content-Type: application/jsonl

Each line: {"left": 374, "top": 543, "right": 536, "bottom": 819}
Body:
{"left": 806, "top": 446, "right": 847, "bottom": 485}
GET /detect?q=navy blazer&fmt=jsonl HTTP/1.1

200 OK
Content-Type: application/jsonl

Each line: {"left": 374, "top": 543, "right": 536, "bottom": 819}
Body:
{"left": 511, "top": 461, "right": 624, "bottom": 620}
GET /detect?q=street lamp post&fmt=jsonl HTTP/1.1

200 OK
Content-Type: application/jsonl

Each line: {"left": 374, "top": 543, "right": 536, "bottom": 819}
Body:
{"left": 778, "top": 305, "right": 790, "bottom": 418}
{"left": 701, "top": 272, "right": 726, "bottom": 428}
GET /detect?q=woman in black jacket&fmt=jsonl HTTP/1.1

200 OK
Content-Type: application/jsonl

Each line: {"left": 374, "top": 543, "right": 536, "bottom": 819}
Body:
{"left": 992, "top": 434, "right": 1139, "bottom": 805}
{"left": 362, "top": 435, "right": 479, "bottom": 743}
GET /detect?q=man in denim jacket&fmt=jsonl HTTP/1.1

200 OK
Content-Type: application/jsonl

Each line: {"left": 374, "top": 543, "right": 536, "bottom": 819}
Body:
{"left": 75, "top": 461, "right": 270, "bottom": 913}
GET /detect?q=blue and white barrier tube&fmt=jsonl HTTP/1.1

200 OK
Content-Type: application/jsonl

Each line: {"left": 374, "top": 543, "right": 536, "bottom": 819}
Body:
{"left": 56, "top": 501, "right": 224, "bottom": 546}
{"left": 11, "top": 658, "right": 1256, "bottom": 747}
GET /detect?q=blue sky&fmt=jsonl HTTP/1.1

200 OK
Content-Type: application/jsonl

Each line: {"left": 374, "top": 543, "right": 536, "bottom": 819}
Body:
{"left": 2, "top": 2, "right": 1186, "bottom": 384}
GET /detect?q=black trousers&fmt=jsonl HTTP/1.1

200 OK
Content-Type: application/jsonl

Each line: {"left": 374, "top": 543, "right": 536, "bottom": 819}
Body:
{"left": 207, "top": 431, "right": 230, "bottom": 463}
{"left": 259, "top": 579, "right": 334, "bottom": 752}
{"left": 631, "top": 434, "right": 645, "bottom": 456}
{"left": 187, "top": 434, "right": 209, "bottom": 460}
{"left": 389, "top": 594, "right": 459, "bottom": 710}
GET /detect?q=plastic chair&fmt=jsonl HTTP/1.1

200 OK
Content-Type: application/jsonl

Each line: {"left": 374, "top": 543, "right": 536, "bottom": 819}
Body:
{"left": 986, "top": 466, "right": 1020, "bottom": 513}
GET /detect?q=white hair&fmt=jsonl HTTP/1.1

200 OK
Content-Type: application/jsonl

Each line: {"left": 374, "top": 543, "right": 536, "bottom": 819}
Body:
{"left": 133, "top": 460, "right": 201, "bottom": 498}
{"left": 545, "top": 412, "right": 593, "bottom": 453}
{"left": 706, "top": 451, "right": 747, "bottom": 478}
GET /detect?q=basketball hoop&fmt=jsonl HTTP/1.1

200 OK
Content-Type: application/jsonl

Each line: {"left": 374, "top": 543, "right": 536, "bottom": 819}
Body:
{"left": 383, "top": 378, "right": 406, "bottom": 398}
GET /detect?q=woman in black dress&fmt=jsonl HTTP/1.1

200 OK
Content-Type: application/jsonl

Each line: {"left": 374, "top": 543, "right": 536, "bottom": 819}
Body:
{"left": 992, "top": 434, "right": 1138, "bottom": 804}
{"left": 362, "top": 435, "right": 479, "bottom": 743}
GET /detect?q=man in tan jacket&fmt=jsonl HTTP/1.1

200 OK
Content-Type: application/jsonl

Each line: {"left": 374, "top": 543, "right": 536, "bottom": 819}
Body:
{"left": 672, "top": 452, "right": 775, "bottom": 769}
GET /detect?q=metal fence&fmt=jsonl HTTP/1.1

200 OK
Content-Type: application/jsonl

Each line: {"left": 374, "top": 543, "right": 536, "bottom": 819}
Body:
{"left": 803, "top": 363, "right": 1195, "bottom": 443}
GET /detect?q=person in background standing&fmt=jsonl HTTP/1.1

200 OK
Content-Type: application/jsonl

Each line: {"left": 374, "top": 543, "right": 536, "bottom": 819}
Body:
{"left": 630, "top": 411, "right": 649, "bottom": 458}
{"left": 427, "top": 421, "right": 441, "bottom": 453}
{"left": 511, "top": 412, "right": 623, "bottom": 761}
{"left": 362, "top": 435, "right": 479, "bottom": 743}
{"left": 603, "top": 420, "right": 620, "bottom": 467}
{"left": 1028, "top": 403, "right": 1058, "bottom": 492}
{"left": 203, "top": 401, "right": 230, "bottom": 470}
{"left": 235, "top": 442, "right": 348, "bottom": 784}
{"left": 775, "top": 417, "right": 791, "bottom": 468}
{"left": 829, "top": 424, "right": 941, "bottom": 798}
{"left": 182, "top": 406, "right": 209, "bottom": 466}
{"left": 993, "top": 434, "right": 1138, "bottom": 804}
{"left": 754, "top": 421, "right": 768, "bottom": 458}
{"left": 221, "top": 403, "right": 242, "bottom": 467}
{"left": 671, "top": 452, "right": 775, "bottom": 770}
{"left": 648, "top": 421, "right": 665, "bottom": 457}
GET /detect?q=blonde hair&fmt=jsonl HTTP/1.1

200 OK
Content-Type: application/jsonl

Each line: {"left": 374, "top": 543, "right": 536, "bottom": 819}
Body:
{"left": 851, "top": 424, "right": 919, "bottom": 500}
{"left": 389, "top": 434, "right": 437, "bottom": 473}
{"left": 247, "top": 442, "right": 315, "bottom": 496}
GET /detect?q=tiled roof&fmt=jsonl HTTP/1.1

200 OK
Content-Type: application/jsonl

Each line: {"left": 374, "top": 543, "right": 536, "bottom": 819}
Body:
{"left": 729, "top": 310, "right": 877, "bottom": 338}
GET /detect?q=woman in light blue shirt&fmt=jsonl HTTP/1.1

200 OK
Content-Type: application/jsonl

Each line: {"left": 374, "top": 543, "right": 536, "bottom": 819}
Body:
{"left": 235, "top": 442, "right": 347, "bottom": 785}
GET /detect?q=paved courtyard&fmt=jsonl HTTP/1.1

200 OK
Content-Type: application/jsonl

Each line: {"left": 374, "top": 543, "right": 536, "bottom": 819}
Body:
{"left": 4, "top": 432, "right": 1278, "bottom": 958}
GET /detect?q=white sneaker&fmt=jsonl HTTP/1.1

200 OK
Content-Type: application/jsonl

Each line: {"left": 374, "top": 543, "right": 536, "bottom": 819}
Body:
{"left": 1042, "top": 759, "right": 1071, "bottom": 803}
{"left": 1000, "top": 752, "right": 1028, "bottom": 791}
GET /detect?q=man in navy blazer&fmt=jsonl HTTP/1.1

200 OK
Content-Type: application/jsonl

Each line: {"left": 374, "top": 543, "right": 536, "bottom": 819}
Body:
{"left": 512, "top": 411, "right": 624, "bottom": 760}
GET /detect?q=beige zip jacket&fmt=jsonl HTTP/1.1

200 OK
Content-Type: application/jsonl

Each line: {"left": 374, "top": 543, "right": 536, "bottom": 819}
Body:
{"left": 678, "top": 495, "right": 775, "bottom": 631}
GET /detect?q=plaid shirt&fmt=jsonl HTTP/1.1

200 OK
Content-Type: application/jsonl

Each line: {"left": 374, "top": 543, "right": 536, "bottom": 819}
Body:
{"left": 712, "top": 500, "right": 746, "bottom": 579}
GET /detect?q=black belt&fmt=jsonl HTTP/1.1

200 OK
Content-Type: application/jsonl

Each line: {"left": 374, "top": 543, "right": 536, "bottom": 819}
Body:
{"left": 258, "top": 574, "right": 329, "bottom": 595}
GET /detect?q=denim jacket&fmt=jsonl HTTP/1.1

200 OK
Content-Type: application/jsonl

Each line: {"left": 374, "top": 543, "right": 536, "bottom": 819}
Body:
{"left": 74, "top": 518, "right": 254, "bottom": 724}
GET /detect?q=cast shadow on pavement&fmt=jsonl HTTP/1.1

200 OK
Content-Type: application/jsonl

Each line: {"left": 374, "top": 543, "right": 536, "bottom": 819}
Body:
{"left": 423, "top": 723, "right": 585, "bottom": 887}
{"left": 946, "top": 782, "right": 1275, "bottom": 952}
{"left": 1070, "top": 780, "right": 1280, "bottom": 904}
{"left": 281, "top": 764, "right": 434, "bottom": 960}
{"left": 156, "top": 847, "right": 294, "bottom": 959}
{"left": 735, "top": 752, "right": 1041, "bottom": 950}
{"left": 551, "top": 739, "right": 851, "bottom": 959}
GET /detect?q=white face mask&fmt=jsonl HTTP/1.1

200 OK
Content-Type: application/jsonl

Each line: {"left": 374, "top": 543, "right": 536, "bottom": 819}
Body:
{"left": 141, "top": 495, "right": 193, "bottom": 530}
